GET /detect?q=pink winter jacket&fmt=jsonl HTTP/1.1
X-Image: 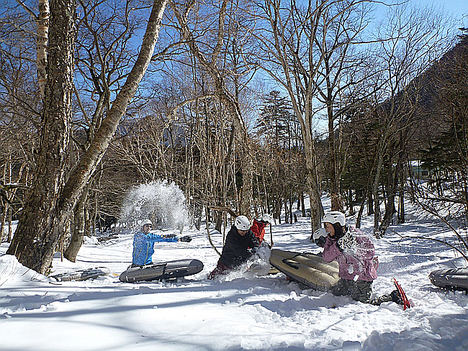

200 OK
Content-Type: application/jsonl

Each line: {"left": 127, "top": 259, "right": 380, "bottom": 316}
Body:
{"left": 322, "top": 227, "right": 378, "bottom": 282}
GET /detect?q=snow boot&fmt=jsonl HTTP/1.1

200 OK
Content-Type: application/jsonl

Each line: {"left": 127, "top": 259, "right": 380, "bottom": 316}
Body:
{"left": 390, "top": 289, "right": 403, "bottom": 305}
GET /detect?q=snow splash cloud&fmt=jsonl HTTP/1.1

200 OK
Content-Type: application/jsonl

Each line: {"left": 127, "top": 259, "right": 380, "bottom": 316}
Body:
{"left": 119, "top": 180, "right": 189, "bottom": 232}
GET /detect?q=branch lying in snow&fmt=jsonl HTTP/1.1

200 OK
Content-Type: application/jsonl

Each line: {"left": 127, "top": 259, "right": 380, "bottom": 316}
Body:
{"left": 390, "top": 229, "right": 468, "bottom": 263}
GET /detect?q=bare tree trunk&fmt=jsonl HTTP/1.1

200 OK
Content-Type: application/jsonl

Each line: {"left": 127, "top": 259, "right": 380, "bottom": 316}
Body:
{"left": 7, "top": 206, "right": 13, "bottom": 243}
{"left": 398, "top": 179, "right": 405, "bottom": 224}
{"left": 372, "top": 132, "right": 387, "bottom": 236}
{"left": 7, "top": 0, "right": 76, "bottom": 273}
{"left": 0, "top": 202, "right": 6, "bottom": 243}
{"left": 84, "top": 204, "right": 91, "bottom": 237}
{"left": 300, "top": 192, "right": 306, "bottom": 217}
{"left": 214, "top": 211, "right": 223, "bottom": 233}
{"left": 16, "top": 0, "right": 49, "bottom": 98}
{"left": 37, "top": 0, "right": 49, "bottom": 98}
{"left": 327, "top": 102, "right": 342, "bottom": 212}
{"left": 304, "top": 135, "right": 323, "bottom": 230}
{"left": 356, "top": 195, "right": 366, "bottom": 229}
{"left": 347, "top": 189, "right": 355, "bottom": 216}
{"left": 8, "top": 0, "right": 169, "bottom": 273}
{"left": 379, "top": 160, "right": 401, "bottom": 234}
{"left": 367, "top": 190, "right": 374, "bottom": 216}
{"left": 289, "top": 195, "right": 293, "bottom": 223}
{"left": 274, "top": 198, "right": 281, "bottom": 224}
{"left": 398, "top": 158, "right": 407, "bottom": 224}
{"left": 64, "top": 189, "right": 88, "bottom": 262}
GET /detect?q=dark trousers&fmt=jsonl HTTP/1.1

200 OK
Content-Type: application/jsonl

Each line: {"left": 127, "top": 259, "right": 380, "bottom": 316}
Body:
{"left": 208, "top": 260, "right": 230, "bottom": 279}
{"left": 330, "top": 278, "right": 373, "bottom": 303}
{"left": 330, "top": 278, "right": 402, "bottom": 305}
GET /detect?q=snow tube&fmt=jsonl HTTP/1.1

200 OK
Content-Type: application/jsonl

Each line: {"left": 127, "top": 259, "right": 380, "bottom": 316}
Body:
{"left": 429, "top": 268, "right": 468, "bottom": 291}
{"left": 269, "top": 249, "right": 339, "bottom": 290}
{"left": 119, "top": 259, "right": 204, "bottom": 283}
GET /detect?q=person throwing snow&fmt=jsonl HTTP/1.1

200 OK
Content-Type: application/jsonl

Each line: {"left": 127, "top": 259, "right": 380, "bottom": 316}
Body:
{"left": 132, "top": 219, "right": 192, "bottom": 267}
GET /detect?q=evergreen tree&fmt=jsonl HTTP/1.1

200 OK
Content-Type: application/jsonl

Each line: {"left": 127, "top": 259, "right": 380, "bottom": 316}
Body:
{"left": 256, "top": 91, "right": 299, "bottom": 149}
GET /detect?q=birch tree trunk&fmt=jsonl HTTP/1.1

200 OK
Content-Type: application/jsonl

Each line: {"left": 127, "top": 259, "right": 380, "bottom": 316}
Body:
{"left": 15, "top": 0, "right": 49, "bottom": 98}
{"left": 37, "top": 0, "right": 49, "bottom": 98}
{"left": 8, "top": 0, "right": 169, "bottom": 273}
{"left": 7, "top": 0, "right": 76, "bottom": 273}
{"left": 64, "top": 188, "right": 88, "bottom": 262}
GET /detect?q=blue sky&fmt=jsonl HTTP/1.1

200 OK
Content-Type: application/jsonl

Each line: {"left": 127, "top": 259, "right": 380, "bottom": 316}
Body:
{"left": 398, "top": 0, "right": 467, "bottom": 27}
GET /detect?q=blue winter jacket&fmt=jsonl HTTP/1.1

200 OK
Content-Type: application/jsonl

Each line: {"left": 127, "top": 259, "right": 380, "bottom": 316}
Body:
{"left": 132, "top": 232, "right": 178, "bottom": 266}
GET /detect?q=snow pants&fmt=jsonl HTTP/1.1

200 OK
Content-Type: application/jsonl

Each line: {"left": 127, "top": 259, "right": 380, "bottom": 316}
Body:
{"left": 208, "top": 260, "right": 231, "bottom": 279}
{"left": 330, "top": 278, "right": 373, "bottom": 303}
{"left": 331, "top": 278, "right": 403, "bottom": 305}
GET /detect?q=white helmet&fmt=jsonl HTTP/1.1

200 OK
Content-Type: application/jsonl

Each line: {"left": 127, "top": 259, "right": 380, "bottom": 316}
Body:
{"left": 235, "top": 215, "right": 251, "bottom": 231}
{"left": 141, "top": 219, "right": 153, "bottom": 227}
{"left": 321, "top": 211, "right": 346, "bottom": 226}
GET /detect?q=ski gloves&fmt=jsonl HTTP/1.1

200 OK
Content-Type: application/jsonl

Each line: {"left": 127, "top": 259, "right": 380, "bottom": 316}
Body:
{"left": 313, "top": 228, "right": 327, "bottom": 247}
{"left": 313, "top": 228, "right": 358, "bottom": 253}
{"left": 162, "top": 234, "right": 191, "bottom": 242}
{"left": 179, "top": 235, "right": 192, "bottom": 243}
{"left": 247, "top": 247, "right": 258, "bottom": 255}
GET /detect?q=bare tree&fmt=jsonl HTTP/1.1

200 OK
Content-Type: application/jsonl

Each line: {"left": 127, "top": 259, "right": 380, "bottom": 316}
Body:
{"left": 7, "top": 0, "right": 170, "bottom": 274}
{"left": 6, "top": 0, "right": 77, "bottom": 273}
{"left": 63, "top": 0, "right": 155, "bottom": 260}
{"left": 368, "top": 5, "right": 452, "bottom": 236}
{"left": 171, "top": 0, "right": 256, "bottom": 216}
{"left": 254, "top": 0, "right": 351, "bottom": 230}
{"left": 312, "top": 1, "right": 373, "bottom": 212}
{"left": 14, "top": 0, "right": 50, "bottom": 98}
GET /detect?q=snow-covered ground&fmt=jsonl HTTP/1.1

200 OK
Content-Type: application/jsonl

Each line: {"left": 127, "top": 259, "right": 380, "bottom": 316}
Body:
{"left": 1, "top": 201, "right": 467, "bottom": 351}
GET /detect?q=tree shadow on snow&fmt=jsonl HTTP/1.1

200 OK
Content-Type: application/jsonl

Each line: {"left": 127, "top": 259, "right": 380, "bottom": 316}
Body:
{"left": 361, "top": 312, "right": 468, "bottom": 351}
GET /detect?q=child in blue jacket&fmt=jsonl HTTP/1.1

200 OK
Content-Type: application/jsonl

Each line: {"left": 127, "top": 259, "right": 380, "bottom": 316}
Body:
{"left": 132, "top": 219, "right": 191, "bottom": 266}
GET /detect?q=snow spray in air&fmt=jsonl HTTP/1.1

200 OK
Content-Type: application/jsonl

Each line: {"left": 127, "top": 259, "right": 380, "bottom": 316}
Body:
{"left": 119, "top": 180, "right": 189, "bottom": 233}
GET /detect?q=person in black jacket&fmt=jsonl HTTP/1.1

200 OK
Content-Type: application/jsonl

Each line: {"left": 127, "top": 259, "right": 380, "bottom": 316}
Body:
{"left": 208, "top": 215, "right": 260, "bottom": 279}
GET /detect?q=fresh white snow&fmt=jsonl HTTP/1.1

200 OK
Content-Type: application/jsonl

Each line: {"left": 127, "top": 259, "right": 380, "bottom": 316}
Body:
{"left": 1, "top": 200, "right": 467, "bottom": 351}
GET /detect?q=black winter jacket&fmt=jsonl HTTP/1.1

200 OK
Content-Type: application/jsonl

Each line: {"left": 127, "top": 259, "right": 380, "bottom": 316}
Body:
{"left": 219, "top": 225, "right": 260, "bottom": 268}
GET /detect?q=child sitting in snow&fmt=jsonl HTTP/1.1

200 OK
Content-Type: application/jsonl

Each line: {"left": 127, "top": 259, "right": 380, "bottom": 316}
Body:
{"left": 208, "top": 215, "right": 261, "bottom": 279}
{"left": 316, "top": 211, "right": 403, "bottom": 305}
{"left": 132, "top": 219, "right": 191, "bottom": 267}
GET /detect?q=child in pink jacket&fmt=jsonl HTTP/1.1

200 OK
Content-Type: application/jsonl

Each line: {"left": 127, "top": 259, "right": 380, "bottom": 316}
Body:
{"left": 319, "top": 211, "right": 402, "bottom": 305}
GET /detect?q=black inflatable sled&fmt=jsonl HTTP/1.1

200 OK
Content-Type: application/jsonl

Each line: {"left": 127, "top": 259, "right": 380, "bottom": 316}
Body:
{"left": 50, "top": 267, "right": 110, "bottom": 282}
{"left": 429, "top": 268, "right": 468, "bottom": 292}
{"left": 269, "top": 249, "right": 339, "bottom": 290}
{"left": 119, "top": 259, "right": 204, "bottom": 283}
